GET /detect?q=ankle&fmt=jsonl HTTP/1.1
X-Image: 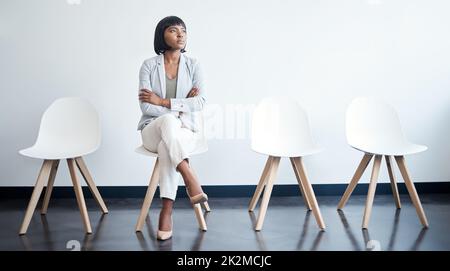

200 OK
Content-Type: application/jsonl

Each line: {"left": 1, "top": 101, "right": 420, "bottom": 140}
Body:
{"left": 186, "top": 185, "right": 203, "bottom": 196}
{"left": 158, "top": 212, "right": 173, "bottom": 231}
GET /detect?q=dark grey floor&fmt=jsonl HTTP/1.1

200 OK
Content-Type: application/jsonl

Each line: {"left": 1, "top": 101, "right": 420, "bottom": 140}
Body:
{"left": 1, "top": 194, "right": 450, "bottom": 251}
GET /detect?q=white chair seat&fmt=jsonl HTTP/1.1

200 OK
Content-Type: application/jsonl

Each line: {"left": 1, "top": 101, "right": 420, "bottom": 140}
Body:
{"left": 351, "top": 142, "right": 427, "bottom": 156}
{"left": 135, "top": 144, "right": 208, "bottom": 157}
{"left": 252, "top": 146, "right": 323, "bottom": 158}
{"left": 19, "top": 145, "right": 98, "bottom": 160}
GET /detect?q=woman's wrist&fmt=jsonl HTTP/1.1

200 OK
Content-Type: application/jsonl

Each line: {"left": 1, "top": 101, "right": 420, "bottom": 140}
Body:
{"left": 160, "top": 98, "right": 171, "bottom": 108}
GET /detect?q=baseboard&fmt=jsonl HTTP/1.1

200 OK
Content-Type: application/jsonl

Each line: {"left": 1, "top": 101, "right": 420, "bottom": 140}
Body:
{"left": 1, "top": 182, "right": 449, "bottom": 199}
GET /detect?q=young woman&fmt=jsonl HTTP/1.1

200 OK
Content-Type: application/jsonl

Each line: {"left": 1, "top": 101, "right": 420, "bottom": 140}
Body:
{"left": 137, "top": 16, "right": 207, "bottom": 241}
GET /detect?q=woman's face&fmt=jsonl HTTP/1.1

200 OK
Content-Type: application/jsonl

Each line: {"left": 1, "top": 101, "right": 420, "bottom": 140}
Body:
{"left": 164, "top": 24, "right": 186, "bottom": 51}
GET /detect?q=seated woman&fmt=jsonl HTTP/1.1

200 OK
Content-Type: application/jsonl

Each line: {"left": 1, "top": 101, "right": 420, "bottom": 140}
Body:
{"left": 137, "top": 16, "right": 208, "bottom": 241}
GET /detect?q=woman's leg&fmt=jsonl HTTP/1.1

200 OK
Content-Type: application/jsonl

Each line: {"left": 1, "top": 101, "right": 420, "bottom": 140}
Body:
{"left": 157, "top": 140, "right": 181, "bottom": 201}
{"left": 158, "top": 134, "right": 204, "bottom": 197}
{"left": 142, "top": 114, "right": 186, "bottom": 201}
{"left": 159, "top": 198, "right": 173, "bottom": 231}
{"left": 177, "top": 160, "right": 204, "bottom": 197}
{"left": 141, "top": 114, "right": 205, "bottom": 230}
{"left": 154, "top": 114, "right": 205, "bottom": 197}
{"left": 141, "top": 115, "right": 180, "bottom": 232}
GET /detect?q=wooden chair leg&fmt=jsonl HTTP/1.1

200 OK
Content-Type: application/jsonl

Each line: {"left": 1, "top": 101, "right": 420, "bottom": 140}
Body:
{"left": 75, "top": 157, "right": 108, "bottom": 214}
{"left": 293, "top": 157, "right": 326, "bottom": 229}
{"left": 385, "top": 156, "right": 401, "bottom": 209}
{"left": 255, "top": 156, "right": 280, "bottom": 231}
{"left": 395, "top": 156, "right": 429, "bottom": 228}
{"left": 201, "top": 201, "right": 211, "bottom": 212}
{"left": 19, "top": 160, "right": 53, "bottom": 235}
{"left": 41, "top": 160, "right": 60, "bottom": 214}
{"left": 136, "top": 158, "right": 160, "bottom": 232}
{"left": 290, "top": 157, "right": 312, "bottom": 210}
{"left": 67, "top": 158, "right": 92, "bottom": 234}
{"left": 194, "top": 203, "right": 207, "bottom": 231}
{"left": 362, "top": 155, "right": 382, "bottom": 229}
{"left": 249, "top": 156, "right": 273, "bottom": 212}
{"left": 338, "top": 154, "right": 373, "bottom": 209}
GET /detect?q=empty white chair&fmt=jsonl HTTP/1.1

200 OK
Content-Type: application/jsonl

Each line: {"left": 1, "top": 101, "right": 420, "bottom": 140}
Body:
{"left": 338, "top": 97, "right": 428, "bottom": 228}
{"left": 249, "top": 96, "right": 325, "bottom": 231}
{"left": 135, "top": 113, "right": 210, "bottom": 232}
{"left": 19, "top": 97, "right": 108, "bottom": 235}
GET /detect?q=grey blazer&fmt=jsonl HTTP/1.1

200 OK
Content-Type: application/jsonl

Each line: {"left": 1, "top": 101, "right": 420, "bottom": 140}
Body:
{"left": 137, "top": 54, "right": 206, "bottom": 131}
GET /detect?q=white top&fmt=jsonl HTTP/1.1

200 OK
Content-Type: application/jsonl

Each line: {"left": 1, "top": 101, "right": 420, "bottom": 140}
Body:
{"left": 165, "top": 74, "right": 178, "bottom": 99}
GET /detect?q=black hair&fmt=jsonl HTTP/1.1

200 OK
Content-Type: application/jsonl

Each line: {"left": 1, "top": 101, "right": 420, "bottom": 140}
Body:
{"left": 154, "top": 16, "right": 187, "bottom": 55}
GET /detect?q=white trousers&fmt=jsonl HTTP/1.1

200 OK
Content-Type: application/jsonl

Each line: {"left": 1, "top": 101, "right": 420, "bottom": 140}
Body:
{"left": 141, "top": 114, "right": 198, "bottom": 201}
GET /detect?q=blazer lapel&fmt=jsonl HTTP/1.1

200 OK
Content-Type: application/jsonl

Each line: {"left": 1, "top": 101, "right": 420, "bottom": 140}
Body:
{"left": 156, "top": 54, "right": 166, "bottom": 98}
{"left": 175, "top": 54, "right": 187, "bottom": 98}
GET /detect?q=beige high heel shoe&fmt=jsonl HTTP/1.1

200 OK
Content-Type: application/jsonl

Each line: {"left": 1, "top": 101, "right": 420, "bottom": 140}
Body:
{"left": 157, "top": 217, "right": 173, "bottom": 241}
{"left": 186, "top": 187, "right": 208, "bottom": 205}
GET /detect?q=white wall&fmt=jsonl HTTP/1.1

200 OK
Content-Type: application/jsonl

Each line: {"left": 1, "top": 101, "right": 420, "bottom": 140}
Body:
{"left": 1, "top": 0, "right": 449, "bottom": 187}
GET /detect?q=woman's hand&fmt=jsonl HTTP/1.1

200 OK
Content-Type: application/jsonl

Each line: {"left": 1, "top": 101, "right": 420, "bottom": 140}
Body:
{"left": 186, "top": 87, "right": 199, "bottom": 98}
{"left": 139, "top": 89, "right": 163, "bottom": 105}
{"left": 139, "top": 89, "right": 171, "bottom": 108}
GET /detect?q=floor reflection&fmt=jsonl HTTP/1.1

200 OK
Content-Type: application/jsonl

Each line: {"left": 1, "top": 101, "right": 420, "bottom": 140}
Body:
{"left": 19, "top": 215, "right": 55, "bottom": 251}
{"left": 387, "top": 209, "right": 401, "bottom": 250}
{"left": 190, "top": 211, "right": 208, "bottom": 251}
{"left": 82, "top": 214, "right": 108, "bottom": 251}
{"left": 337, "top": 210, "right": 362, "bottom": 250}
{"left": 248, "top": 210, "right": 325, "bottom": 251}
{"left": 296, "top": 211, "right": 325, "bottom": 251}
{"left": 19, "top": 234, "right": 33, "bottom": 251}
{"left": 337, "top": 209, "right": 428, "bottom": 251}
{"left": 19, "top": 213, "right": 108, "bottom": 251}
{"left": 136, "top": 209, "right": 209, "bottom": 251}
{"left": 248, "top": 212, "right": 268, "bottom": 251}
{"left": 135, "top": 215, "right": 173, "bottom": 251}
{"left": 14, "top": 197, "right": 433, "bottom": 251}
{"left": 410, "top": 228, "right": 428, "bottom": 251}
{"left": 40, "top": 215, "right": 55, "bottom": 250}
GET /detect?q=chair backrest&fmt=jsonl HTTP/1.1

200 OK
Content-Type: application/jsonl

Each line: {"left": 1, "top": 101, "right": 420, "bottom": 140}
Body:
{"left": 251, "top": 96, "right": 318, "bottom": 156}
{"left": 33, "top": 97, "right": 101, "bottom": 153}
{"left": 346, "top": 97, "right": 406, "bottom": 151}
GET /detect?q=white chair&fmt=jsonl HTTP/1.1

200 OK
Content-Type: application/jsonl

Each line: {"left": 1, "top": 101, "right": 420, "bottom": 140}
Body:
{"left": 135, "top": 113, "right": 210, "bottom": 232}
{"left": 249, "top": 96, "right": 326, "bottom": 231}
{"left": 19, "top": 97, "right": 108, "bottom": 235}
{"left": 338, "top": 97, "right": 428, "bottom": 228}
